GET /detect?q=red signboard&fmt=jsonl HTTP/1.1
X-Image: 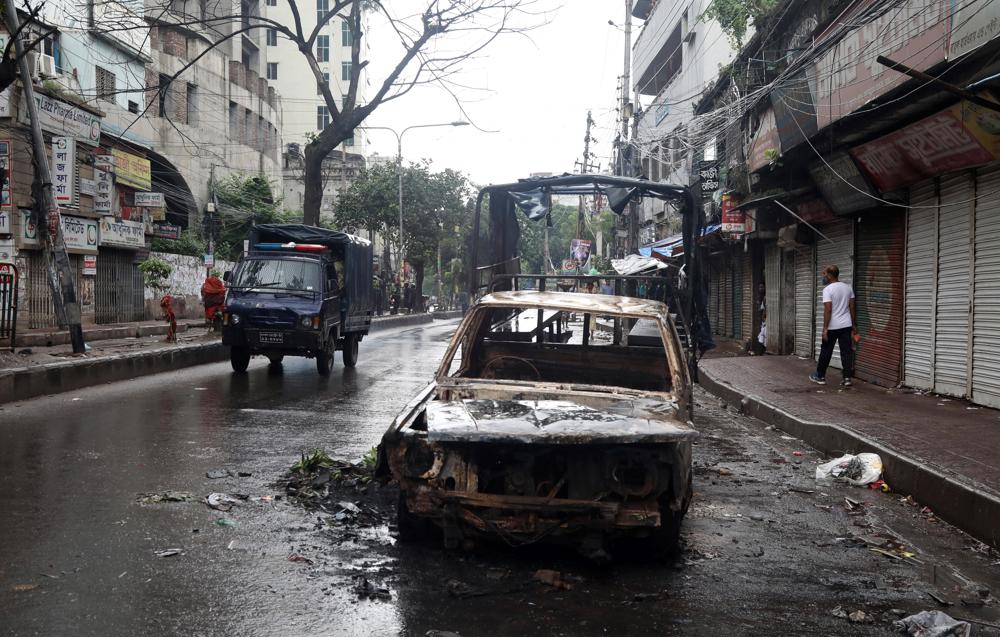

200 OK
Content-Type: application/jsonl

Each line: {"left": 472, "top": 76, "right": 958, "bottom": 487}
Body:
{"left": 796, "top": 199, "right": 838, "bottom": 225}
{"left": 850, "top": 107, "right": 995, "bottom": 191}
{"left": 721, "top": 194, "right": 745, "bottom": 234}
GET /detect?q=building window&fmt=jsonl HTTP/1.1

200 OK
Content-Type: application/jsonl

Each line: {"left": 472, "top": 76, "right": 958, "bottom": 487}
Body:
{"left": 317, "top": 71, "right": 329, "bottom": 95}
{"left": 341, "top": 61, "right": 351, "bottom": 81}
{"left": 341, "top": 19, "right": 352, "bottom": 46}
{"left": 186, "top": 83, "right": 198, "bottom": 125}
{"left": 157, "top": 73, "right": 171, "bottom": 117}
{"left": 95, "top": 65, "right": 116, "bottom": 100}
{"left": 266, "top": 62, "right": 278, "bottom": 80}
{"left": 41, "top": 33, "right": 62, "bottom": 72}
{"left": 266, "top": 28, "right": 277, "bottom": 46}
{"left": 317, "top": 105, "right": 330, "bottom": 130}
{"left": 128, "top": 100, "right": 139, "bottom": 113}
{"left": 343, "top": 134, "right": 353, "bottom": 147}
{"left": 316, "top": 0, "right": 328, "bottom": 23}
{"left": 266, "top": 0, "right": 276, "bottom": 5}
{"left": 317, "top": 35, "right": 329, "bottom": 62}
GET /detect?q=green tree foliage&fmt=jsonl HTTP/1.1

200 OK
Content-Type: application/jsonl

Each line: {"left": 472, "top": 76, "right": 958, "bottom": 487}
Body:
{"left": 213, "top": 175, "right": 292, "bottom": 261}
{"left": 334, "top": 161, "right": 474, "bottom": 296}
{"left": 138, "top": 257, "right": 173, "bottom": 295}
{"left": 151, "top": 228, "right": 206, "bottom": 257}
{"left": 517, "top": 203, "right": 616, "bottom": 275}
{"left": 701, "top": 0, "right": 779, "bottom": 48}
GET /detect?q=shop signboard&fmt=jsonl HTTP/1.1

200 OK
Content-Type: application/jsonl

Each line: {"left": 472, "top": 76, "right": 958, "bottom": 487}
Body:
{"left": 950, "top": 1, "right": 1000, "bottom": 59}
{"left": 82, "top": 255, "right": 97, "bottom": 275}
{"left": 134, "top": 192, "right": 165, "bottom": 207}
{"left": 94, "top": 169, "right": 113, "bottom": 214}
{"left": 699, "top": 162, "right": 720, "bottom": 197}
{"left": 797, "top": 199, "right": 838, "bottom": 225}
{"left": 203, "top": 253, "right": 215, "bottom": 268}
{"left": 808, "top": 152, "right": 878, "bottom": 214}
{"left": 849, "top": 98, "right": 1000, "bottom": 191}
{"left": 152, "top": 223, "right": 182, "bottom": 239}
{"left": 51, "top": 137, "right": 75, "bottom": 205}
{"left": 814, "top": 0, "right": 948, "bottom": 129}
{"left": 99, "top": 217, "right": 144, "bottom": 249}
{"left": 721, "top": 194, "right": 745, "bottom": 234}
{"left": 79, "top": 177, "right": 96, "bottom": 197}
{"left": 62, "top": 215, "right": 99, "bottom": 254}
{"left": 0, "top": 139, "right": 10, "bottom": 209}
{"left": 0, "top": 208, "right": 8, "bottom": 234}
{"left": 0, "top": 236, "right": 13, "bottom": 263}
{"left": 747, "top": 107, "right": 780, "bottom": 173}
{"left": 19, "top": 92, "right": 101, "bottom": 146}
{"left": 111, "top": 149, "right": 151, "bottom": 191}
{"left": 19, "top": 209, "right": 37, "bottom": 246}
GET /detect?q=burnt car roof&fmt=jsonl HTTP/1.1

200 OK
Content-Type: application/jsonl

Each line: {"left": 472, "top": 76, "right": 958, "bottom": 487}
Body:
{"left": 477, "top": 290, "right": 670, "bottom": 320}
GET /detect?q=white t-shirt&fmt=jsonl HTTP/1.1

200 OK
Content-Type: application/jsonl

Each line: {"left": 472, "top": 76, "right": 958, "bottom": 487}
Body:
{"left": 823, "top": 281, "right": 855, "bottom": 330}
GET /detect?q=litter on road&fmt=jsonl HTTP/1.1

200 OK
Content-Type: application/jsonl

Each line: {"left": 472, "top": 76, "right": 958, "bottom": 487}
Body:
{"left": 154, "top": 549, "right": 182, "bottom": 558}
{"left": 136, "top": 491, "right": 197, "bottom": 504}
{"left": 893, "top": 610, "right": 970, "bottom": 637}
{"left": 815, "top": 453, "right": 883, "bottom": 486}
{"left": 206, "top": 493, "right": 246, "bottom": 511}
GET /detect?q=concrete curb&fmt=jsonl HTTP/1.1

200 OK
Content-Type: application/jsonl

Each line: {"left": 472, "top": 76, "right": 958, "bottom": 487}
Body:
{"left": 1, "top": 313, "right": 463, "bottom": 406}
{"left": 698, "top": 367, "right": 1000, "bottom": 549}
{"left": 0, "top": 341, "right": 228, "bottom": 406}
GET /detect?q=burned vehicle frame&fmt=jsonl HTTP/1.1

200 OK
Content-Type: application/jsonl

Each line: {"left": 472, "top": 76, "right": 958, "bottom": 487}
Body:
{"left": 379, "top": 288, "right": 697, "bottom": 557}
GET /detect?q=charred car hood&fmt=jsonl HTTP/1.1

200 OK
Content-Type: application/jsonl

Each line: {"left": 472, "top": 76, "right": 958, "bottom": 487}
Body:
{"left": 425, "top": 398, "right": 697, "bottom": 445}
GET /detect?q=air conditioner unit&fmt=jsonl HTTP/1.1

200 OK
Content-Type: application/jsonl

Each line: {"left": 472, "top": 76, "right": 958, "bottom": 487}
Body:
{"left": 36, "top": 54, "right": 57, "bottom": 78}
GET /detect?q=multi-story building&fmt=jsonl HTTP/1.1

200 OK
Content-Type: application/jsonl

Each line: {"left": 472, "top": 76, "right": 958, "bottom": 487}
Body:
{"left": 0, "top": 0, "right": 282, "bottom": 329}
{"left": 263, "top": 0, "right": 366, "bottom": 217}
{"left": 630, "top": 0, "right": 739, "bottom": 243}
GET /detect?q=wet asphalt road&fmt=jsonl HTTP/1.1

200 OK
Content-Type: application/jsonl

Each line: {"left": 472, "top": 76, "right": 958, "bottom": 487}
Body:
{"left": 2, "top": 319, "right": 1000, "bottom": 636}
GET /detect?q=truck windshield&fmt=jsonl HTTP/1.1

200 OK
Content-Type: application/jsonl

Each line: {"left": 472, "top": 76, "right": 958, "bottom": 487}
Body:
{"left": 232, "top": 258, "right": 320, "bottom": 292}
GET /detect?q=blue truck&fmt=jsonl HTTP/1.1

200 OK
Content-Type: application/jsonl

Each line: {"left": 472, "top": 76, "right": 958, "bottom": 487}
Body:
{"left": 221, "top": 224, "right": 373, "bottom": 374}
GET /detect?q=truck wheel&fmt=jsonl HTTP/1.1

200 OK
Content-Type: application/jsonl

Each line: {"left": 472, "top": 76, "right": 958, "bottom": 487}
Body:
{"left": 342, "top": 334, "right": 359, "bottom": 367}
{"left": 267, "top": 354, "right": 284, "bottom": 366}
{"left": 230, "top": 346, "right": 251, "bottom": 373}
{"left": 316, "top": 333, "right": 335, "bottom": 376}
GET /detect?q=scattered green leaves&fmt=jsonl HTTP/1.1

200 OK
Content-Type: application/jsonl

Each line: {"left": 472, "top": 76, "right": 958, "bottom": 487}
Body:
{"left": 360, "top": 446, "right": 378, "bottom": 469}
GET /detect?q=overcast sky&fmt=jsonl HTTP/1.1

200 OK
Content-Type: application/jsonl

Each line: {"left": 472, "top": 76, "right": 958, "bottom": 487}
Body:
{"left": 361, "top": 1, "right": 633, "bottom": 188}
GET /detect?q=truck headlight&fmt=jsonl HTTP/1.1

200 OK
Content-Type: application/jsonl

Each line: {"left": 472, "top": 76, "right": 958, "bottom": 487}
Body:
{"left": 230, "top": 313, "right": 241, "bottom": 325}
{"left": 300, "top": 315, "right": 313, "bottom": 328}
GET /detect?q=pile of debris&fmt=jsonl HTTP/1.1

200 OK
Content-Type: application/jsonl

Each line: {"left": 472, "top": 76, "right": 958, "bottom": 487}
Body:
{"left": 279, "top": 448, "right": 379, "bottom": 505}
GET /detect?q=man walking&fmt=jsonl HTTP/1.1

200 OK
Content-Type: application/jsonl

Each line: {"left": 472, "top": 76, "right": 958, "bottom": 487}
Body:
{"left": 810, "top": 265, "right": 857, "bottom": 387}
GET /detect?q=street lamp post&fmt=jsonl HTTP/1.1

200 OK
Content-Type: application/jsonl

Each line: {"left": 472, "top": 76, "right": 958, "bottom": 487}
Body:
{"left": 361, "top": 121, "right": 469, "bottom": 278}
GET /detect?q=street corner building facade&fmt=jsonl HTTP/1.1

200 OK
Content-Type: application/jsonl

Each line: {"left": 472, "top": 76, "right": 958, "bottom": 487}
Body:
{"left": 629, "top": 0, "right": 1000, "bottom": 408}
{"left": 0, "top": 0, "right": 285, "bottom": 334}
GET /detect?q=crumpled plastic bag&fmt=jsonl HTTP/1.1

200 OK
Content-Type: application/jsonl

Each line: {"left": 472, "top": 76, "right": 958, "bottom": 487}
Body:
{"left": 815, "top": 453, "right": 883, "bottom": 486}
{"left": 892, "top": 610, "right": 970, "bottom": 637}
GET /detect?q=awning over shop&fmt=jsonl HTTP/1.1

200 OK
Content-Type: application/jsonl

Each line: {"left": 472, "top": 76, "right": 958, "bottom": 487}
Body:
{"left": 611, "top": 254, "right": 669, "bottom": 276}
{"left": 639, "top": 224, "right": 721, "bottom": 258}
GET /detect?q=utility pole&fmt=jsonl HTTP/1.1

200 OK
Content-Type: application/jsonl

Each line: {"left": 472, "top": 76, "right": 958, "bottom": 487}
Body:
{"left": 4, "top": 3, "right": 86, "bottom": 353}
{"left": 617, "top": 0, "right": 634, "bottom": 258}
{"left": 575, "top": 110, "right": 594, "bottom": 240}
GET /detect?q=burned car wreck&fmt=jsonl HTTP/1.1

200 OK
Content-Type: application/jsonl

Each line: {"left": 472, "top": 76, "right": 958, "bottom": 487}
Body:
{"left": 378, "top": 289, "right": 697, "bottom": 558}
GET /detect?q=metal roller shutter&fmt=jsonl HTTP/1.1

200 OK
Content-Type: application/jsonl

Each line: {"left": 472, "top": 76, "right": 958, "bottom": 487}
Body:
{"left": 741, "top": 251, "right": 753, "bottom": 344}
{"left": 96, "top": 248, "right": 144, "bottom": 324}
{"left": 904, "top": 181, "right": 937, "bottom": 390}
{"left": 723, "top": 262, "right": 733, "bottom": 337}
{"left": 934, "top": 173, "right": 973, "bottom": 397}
{"left": 972, "top": 165, "right": 1000, "bottom": 408}
{"left": 733, "top": 255, "right": 743, "bottom": 341}
{"left": 708, "top": 262, "right": 719, "bottom": 335}
{"left": 814, "top": 220, "right": 854, "bottom": 369}
{"left": 855, "top": 211, "right": 905, "bottom": 387}
{"left": 794, "top": 245, "right": 814, "bottom": 357}
{"left": 765, "top": 245, "right": 781, "bottom": 351}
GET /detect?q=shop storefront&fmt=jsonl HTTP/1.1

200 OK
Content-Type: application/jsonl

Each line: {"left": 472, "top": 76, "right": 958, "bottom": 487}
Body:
{"left": 854, "top": 210, "right": 905, "bottom": 387}
{"left": 96, "top": 217, "right": 145, "bottom": 324}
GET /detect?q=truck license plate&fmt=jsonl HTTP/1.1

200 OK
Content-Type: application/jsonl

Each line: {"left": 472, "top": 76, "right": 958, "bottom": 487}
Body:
{"left": 258, "top": 331, "right": 284, "bottom": 344}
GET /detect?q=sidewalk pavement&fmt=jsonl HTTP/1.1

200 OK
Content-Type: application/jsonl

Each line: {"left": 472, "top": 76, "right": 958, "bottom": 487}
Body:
{"left": 698, "top": 354, "right": 1000, "bottom": 548}
{"left": 13, "top": 318, "right": 206, "bottom": 348}
{"left": 0, "top": 311, "right": 460, "bottom": 405}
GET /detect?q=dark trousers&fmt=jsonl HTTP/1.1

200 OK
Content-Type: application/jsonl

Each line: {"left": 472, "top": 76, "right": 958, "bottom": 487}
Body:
{"left": 817, "top": 326, "right": 854, "bottom": 379}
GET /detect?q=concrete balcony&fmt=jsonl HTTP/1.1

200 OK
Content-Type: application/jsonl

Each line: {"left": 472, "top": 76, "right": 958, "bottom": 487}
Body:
{"left": 632, "top": 0, "right": 686, "bottom": 96}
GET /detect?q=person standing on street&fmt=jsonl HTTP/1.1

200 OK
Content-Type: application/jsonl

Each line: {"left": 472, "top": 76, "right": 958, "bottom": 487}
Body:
{"left": 810, "top": 265, "right": 857, "bottom": 387}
